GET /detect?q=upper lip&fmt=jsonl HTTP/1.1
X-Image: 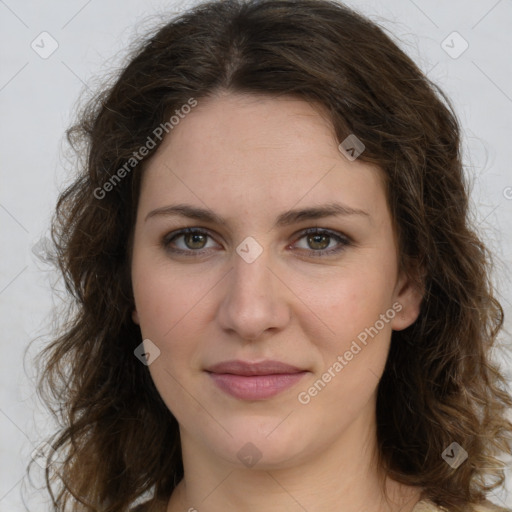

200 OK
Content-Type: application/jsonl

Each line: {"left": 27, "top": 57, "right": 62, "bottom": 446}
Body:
{"left": 206, "top": 360, "right": 305, "bottom": 376}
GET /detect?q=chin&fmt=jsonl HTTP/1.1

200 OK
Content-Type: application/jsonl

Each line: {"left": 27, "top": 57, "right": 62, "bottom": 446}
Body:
{"left": 204, "top": 420, "right": 313, "bottom": 470}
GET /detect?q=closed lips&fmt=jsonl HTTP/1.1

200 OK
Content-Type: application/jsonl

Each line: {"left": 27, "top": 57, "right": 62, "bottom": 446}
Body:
{"left": 205, "top": 360, "right": 305, "bottom": 375}
{"left": 205, "top": 360, "right": 308, "bottom": 400}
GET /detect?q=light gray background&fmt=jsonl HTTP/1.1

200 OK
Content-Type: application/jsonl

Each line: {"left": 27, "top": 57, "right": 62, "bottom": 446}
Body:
{"left": 1, "top": 0, "right": 511, "bottom": 510}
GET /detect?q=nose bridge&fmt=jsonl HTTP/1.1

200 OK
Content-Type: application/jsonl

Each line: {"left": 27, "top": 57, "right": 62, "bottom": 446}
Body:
{"left": 216, "top": 238, "right": 289, "bottom": 339}
{"left": 232, "top": 242, "right": 272, "bottom": 295}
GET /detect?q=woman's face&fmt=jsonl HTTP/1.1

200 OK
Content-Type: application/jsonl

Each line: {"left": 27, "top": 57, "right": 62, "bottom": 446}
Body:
{"left": 131, "top": 92, "right": 421, "bottom": 469}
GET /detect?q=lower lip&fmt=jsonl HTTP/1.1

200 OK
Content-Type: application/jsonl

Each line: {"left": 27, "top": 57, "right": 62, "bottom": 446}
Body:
{"left": 208, "top": 372, "right": 307, "bottom": 400}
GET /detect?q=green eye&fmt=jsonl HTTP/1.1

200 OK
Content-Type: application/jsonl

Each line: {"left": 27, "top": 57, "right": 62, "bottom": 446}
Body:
{"left": 305, "top": 233, "right": 332, "bottom": 250}
{"left": 292, "top": 228, "right": 351, "bottom": 257}
{"left": 181, "top": 232, "right": 209, "bottom": 250}
{"left": 162, "top": 227, "right": 351, "bottom": 258}
{"left": 162, "top": 228, "right": 218, "bottom": 256}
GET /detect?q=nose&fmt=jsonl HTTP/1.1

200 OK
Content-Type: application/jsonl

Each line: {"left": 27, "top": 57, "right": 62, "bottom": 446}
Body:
{"left": 216, "top": 246, "right": 291, "bottom": 342}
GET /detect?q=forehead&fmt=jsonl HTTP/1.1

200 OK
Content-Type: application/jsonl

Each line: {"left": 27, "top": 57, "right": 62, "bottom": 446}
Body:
{"left": 139, "top": 93, "right": 388, "bottom": 223}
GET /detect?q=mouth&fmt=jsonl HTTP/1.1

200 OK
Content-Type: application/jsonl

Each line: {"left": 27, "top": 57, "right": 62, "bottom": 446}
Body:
{"left": 205, "top": 360, "right": 308, "bottom": 400}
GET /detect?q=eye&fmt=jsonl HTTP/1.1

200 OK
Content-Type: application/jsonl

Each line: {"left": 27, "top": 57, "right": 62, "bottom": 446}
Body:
{"left": 161, "top": 227, "right": 351, "bottom": 258}
{"left": 162, "top": 228, "right": 219, "bottom": 256}
{"left": 291, "top": 228, "right": 351, "bottom": 257}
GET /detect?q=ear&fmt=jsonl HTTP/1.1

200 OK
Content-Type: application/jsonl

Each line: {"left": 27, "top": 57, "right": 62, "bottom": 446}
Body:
{"left": 390, "top": 266, "right": 424, "bottom": 331}
{"left": 132, "top": 309, "right": 140, "bottom": 325}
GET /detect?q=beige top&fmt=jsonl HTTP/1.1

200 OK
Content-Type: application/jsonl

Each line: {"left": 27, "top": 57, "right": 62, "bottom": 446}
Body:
{"left": 133, "top": 498, "right": 512, "bottom": 512}
{"left": 412, "top": 499, "right": 511, "bottom": 512}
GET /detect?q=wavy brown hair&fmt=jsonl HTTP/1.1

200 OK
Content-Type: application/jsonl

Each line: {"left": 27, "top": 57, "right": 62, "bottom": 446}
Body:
{"left": 32, "top": 0, "right": 512, "bottom": 510}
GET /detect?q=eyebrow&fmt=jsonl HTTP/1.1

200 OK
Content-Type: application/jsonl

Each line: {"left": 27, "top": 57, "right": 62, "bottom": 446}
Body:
{"left": 145, "top": 202, "right": 370, "bottom": 228}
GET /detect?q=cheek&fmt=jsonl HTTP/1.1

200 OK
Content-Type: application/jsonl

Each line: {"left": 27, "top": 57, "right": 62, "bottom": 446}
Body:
{"left": 131, "top": 256, "right": 219, "bottom": 388}
{"left": 131, "top": 260, "right": 207, "bottom": 414}
{"left": 132, "top": 271, "right": 176, "bottom": 337}
{"left": 299, "top": 271, "right": 394, "bottom": 421}
{"left": 302, "top": 262, "right": 395, "bottom": 346}
{"left": 132, "top": 249, "right": 207, "bottom": 339}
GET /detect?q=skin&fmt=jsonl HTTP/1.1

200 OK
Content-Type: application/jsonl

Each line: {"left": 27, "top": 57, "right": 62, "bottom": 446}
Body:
{"left": 131, "top": 92, "right": 424, "bottom": 512}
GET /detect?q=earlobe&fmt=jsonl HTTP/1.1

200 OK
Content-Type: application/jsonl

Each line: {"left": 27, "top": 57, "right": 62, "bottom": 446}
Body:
{"left": 390, "top": 269, "right": 424, "bottom": 331}
{"left": 132, "top": 309, "right": 140, "bottom": 325}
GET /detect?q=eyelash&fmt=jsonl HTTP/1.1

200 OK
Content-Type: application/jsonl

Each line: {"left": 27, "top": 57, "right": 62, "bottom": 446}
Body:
{"left": 161, "top": 227, "right": 352, "bottom": 258}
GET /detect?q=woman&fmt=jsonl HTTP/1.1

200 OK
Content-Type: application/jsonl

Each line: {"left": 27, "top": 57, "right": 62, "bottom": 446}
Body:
{"left": 34, "top": 0, "right": 512, "bottom": 511}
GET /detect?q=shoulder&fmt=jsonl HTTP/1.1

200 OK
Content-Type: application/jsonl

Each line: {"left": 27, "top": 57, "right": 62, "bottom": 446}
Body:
{"left": 472, "top": 501, "right": 512, "bottom": 512}
{"left": 133, "top": 499, "right": 512, "bottom": 512}
{"left": 413, "top": 499, "right": 511, "bottom": 512}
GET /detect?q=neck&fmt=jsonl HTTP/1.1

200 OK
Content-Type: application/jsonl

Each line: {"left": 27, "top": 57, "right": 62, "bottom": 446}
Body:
{"left": 166, "top": 404, "right": 422, "bottom": 512}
